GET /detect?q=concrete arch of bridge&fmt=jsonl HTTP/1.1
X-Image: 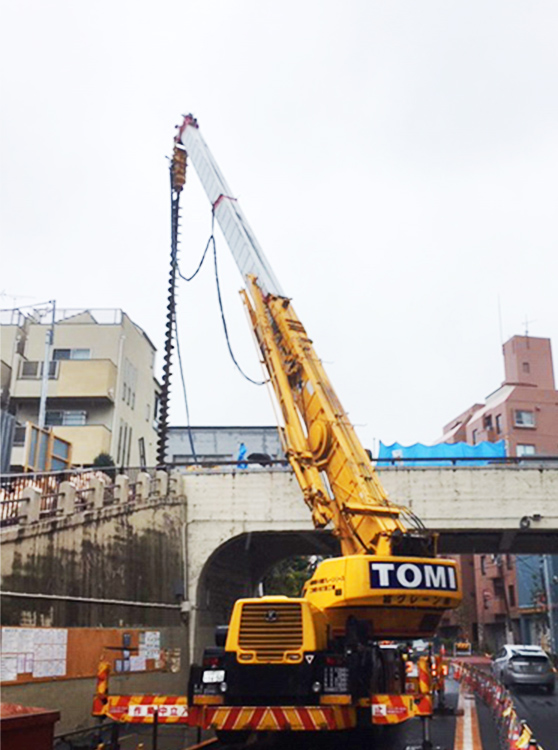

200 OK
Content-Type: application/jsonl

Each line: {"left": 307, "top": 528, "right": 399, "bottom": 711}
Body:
{"left": 192, "top": 529, "right": 339, "bottom": 659}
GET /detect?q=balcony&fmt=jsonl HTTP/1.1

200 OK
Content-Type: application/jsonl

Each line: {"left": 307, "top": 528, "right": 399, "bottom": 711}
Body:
{"left": 50, "top": 425, "right": 112, "bottom": 465}
{"left": 14, "top": 359, "right": 117, "bottom": 401}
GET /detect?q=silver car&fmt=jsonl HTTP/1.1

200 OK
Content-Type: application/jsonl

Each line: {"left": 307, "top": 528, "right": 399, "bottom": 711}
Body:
{"left": 492, "top": 645, "right": 555, "bottom": 693}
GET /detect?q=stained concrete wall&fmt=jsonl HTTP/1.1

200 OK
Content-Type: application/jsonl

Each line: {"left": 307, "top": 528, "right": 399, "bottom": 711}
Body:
{"left": 1, "top": 496, "right": 187, "bottom": 733}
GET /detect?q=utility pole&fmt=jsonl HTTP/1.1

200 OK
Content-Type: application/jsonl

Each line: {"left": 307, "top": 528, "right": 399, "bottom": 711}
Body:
{"left": 542, "top": 555, "right": 556, "bottom": 654}
{"left": 37, "top": 301, "right": 55, "bottom": 429}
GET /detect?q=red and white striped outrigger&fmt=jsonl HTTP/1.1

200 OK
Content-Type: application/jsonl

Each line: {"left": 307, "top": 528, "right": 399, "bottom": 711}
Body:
{"left": 92, "top": 657, "right": 435, "bottom": 732}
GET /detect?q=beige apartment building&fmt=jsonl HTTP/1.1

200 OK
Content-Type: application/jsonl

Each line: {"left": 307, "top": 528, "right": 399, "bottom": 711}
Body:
{"left": 1, "top": 308, "right": 160, "bottom": 468}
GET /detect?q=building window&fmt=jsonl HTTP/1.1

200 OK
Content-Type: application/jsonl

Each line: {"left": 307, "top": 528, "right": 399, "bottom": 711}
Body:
{"left": 126, "top": 428, "right": 133, "bottom": 466}
{"left": 13, "top": 425, "right": 26, "bottom": 446}
{"left": 153, "top": 394, "right": 160, "bottom": 427}
{"left": 20, "top": 361, "right": 39, "bottom": 378}
{"left": 120, "top": 423, "right": 128, "bottom": 465}
{"left": 19, "top": 361, "right": 58, "bottom": 379}
{"left": 72, "top": 348, "right": 91, "bottom": 360}
{"left": 122, "top": 358, "right": 137, "bottom": 410}
{"left": 45, "top": 410, "right": 87, "bottom": 426}
{"left": 514, "top": 410, "right": 535, "bottom": 428}
{"left": 138, "top": 437, "right": 146, "bottom": 469}
{"left": 495, "top": 414, "right": 502, "bottom": 434}
{"left": 522, "top": 362, "right": 530, "bottom": 374}
{"left": 45, "top": 411, "right": 63, "bottom": 426}
{"left": 516, "top": 444, "right": 536, "bottom": 457}
{"left": 480, "top": 555, "right": 486, "bottom": 574}
{"left": 116, "top": 420, "right": 124, "bottom": 465}
{"left": 53, "top": 348, "right": 91, "bottom": 360}
{"left": 483, "top": 414, "right": 493, "bottom": 431}
{"left": 472, "top": 429, "right": 478, "bottom": 445}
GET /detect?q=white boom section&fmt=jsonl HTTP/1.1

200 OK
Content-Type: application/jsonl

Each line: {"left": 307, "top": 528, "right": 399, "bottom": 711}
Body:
{"left": 178, "top": 119, "right": 283, "bottom": 297}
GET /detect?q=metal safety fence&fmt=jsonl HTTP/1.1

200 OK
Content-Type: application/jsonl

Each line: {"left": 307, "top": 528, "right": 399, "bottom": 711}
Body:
{"left": 452, "top": 660, "right": 544, "bottom": 749}
{"left": 0, "top": 468, "right": 164, "bottom": 527}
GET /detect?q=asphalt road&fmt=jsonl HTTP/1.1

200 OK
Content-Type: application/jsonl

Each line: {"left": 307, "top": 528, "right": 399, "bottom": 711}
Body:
{"left": 509, "top": 678, "right": 558, "bottom": 750}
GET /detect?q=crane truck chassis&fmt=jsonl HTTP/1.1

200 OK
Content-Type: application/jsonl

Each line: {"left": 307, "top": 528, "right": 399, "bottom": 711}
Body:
{"left": 92, "top": 115, "right": 461, "bottom": 745}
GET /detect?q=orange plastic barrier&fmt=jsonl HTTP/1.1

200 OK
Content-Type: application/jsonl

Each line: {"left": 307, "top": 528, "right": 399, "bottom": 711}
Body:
{"left": 451, "top": 660, "right": 544, "bottom": 749}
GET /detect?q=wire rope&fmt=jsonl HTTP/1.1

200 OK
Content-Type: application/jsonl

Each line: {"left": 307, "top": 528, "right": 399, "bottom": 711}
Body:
{"left": 176, "top": 213, "right": 266, "bottom": 387}
{"left": 210, "top": 219, "right": 266, "bottom": 387}
{"left": 174, "top": 313, "right": 199, "bottom": 462}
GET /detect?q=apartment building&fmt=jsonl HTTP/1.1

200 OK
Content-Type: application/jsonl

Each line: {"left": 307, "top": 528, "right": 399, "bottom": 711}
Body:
{"left": 441, "top": 335, "right": 557, "bottom": 457}
{"left": 1, "top": 308, "right": 160, "bottom": 468}
{"left": 474, "top": 553, "right": 520, "bottom": 648}
{"left": 438, "top": 334, "right": 558, "bottom": 651}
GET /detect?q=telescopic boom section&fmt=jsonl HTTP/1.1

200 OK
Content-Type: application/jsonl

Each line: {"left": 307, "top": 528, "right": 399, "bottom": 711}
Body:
{"left": 175, "top": 115, "right": 411, "bottom": 556}
{"left": 241, "top": 278, "right": 407, "bottom": 557}
{"left": 175, "top": 115, "right": 283, "bottom": 297}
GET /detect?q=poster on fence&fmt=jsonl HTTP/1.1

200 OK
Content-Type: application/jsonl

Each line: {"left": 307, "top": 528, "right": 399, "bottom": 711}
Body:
{"left": 0, "top": 627, "right": 68, "bottom": 682}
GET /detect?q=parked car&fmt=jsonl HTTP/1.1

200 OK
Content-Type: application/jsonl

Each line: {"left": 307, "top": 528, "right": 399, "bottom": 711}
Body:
{"left": 492, "top": 645, "right": 555, "bottom": 693}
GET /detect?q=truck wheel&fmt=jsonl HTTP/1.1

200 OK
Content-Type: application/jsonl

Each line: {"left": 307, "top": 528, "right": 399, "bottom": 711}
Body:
{"left": 216, "top": 730, "right": 250, "bottom": 745}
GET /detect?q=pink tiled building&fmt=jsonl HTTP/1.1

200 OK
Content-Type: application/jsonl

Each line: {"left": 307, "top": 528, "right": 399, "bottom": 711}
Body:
{"left": 438, "top": 335, "right": 557, "bottom": 650}
{"left": 441, "top": 335, "right": 557, "bottom": 457}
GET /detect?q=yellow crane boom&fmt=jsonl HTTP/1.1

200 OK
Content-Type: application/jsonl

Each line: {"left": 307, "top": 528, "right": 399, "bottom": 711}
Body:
{"left": 241, "top": 276, "right": 407, "bottom": 557}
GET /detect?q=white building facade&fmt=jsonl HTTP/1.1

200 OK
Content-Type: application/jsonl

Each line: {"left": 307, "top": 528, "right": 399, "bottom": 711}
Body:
{"left": 1, "top": 308, "right": 160, "bottom": 468}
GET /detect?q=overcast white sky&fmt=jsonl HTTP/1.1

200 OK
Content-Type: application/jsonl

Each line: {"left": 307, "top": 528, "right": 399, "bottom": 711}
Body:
{"left": 1, "top": 1, "right": 557, "bottom": 451}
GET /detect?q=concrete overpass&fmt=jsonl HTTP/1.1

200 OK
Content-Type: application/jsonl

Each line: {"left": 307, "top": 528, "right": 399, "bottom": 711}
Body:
{"left": 182, "top": 465, "right": 558, "bottom": 656}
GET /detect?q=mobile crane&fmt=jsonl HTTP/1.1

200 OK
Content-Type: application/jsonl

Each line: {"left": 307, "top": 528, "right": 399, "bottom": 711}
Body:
{"left": 172, "top": 115, "right": 462, "bottom": 740}
{"left": 92, "top": 116, "right": 462, "bottom": 743}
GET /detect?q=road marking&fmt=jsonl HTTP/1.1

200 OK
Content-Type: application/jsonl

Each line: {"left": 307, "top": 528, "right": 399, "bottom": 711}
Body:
{"left": 455, "top": 690, "right": 482, "bottom": 750}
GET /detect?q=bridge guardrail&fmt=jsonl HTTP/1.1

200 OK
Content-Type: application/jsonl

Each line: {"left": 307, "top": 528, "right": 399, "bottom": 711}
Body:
{"left": 376, "top": 456, "right": 558, "bottom": 468}
{"left": 2, "top": 458, "right": 557, "bottom": 528}
{"left": 452, "top": 659, "right": 544, "bottom": 749}
{"left": 0, "top": 468, "right": 163, "bottom": 527}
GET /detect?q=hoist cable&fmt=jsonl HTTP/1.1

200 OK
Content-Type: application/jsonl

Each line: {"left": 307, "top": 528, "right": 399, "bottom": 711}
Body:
{"left": 210, "top": 217, "right": 266, "bottom": 386}
{"left": 174, "top": 313, "right": 199, "bottom": 462}
{"left": 177, "top": 233, "right": 213, "bottom": 282}
{"left": 176, "top": 213, "right": 266, "bottom": 387}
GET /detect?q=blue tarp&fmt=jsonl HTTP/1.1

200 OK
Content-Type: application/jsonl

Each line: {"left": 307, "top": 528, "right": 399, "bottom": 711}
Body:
{"left": 377, "top": 440, "right": 506, "bottom": 467}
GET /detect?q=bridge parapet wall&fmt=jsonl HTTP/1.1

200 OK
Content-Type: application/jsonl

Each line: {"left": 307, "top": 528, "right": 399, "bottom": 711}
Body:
{"left": 2, "top": 465, "right": 557, "bottom": 667}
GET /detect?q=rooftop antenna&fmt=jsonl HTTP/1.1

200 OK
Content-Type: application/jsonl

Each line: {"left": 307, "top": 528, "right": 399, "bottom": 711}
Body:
{"left": 497, "top": 294, "right": 504, "bottom": 346}
{"left": 523, "top": 314, "right": 536, "bottom": 338}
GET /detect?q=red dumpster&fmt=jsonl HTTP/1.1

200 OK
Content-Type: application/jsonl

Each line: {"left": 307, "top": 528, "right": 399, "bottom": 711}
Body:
{"left": 1, "top": 703, "right": 60, "bottom": 750}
